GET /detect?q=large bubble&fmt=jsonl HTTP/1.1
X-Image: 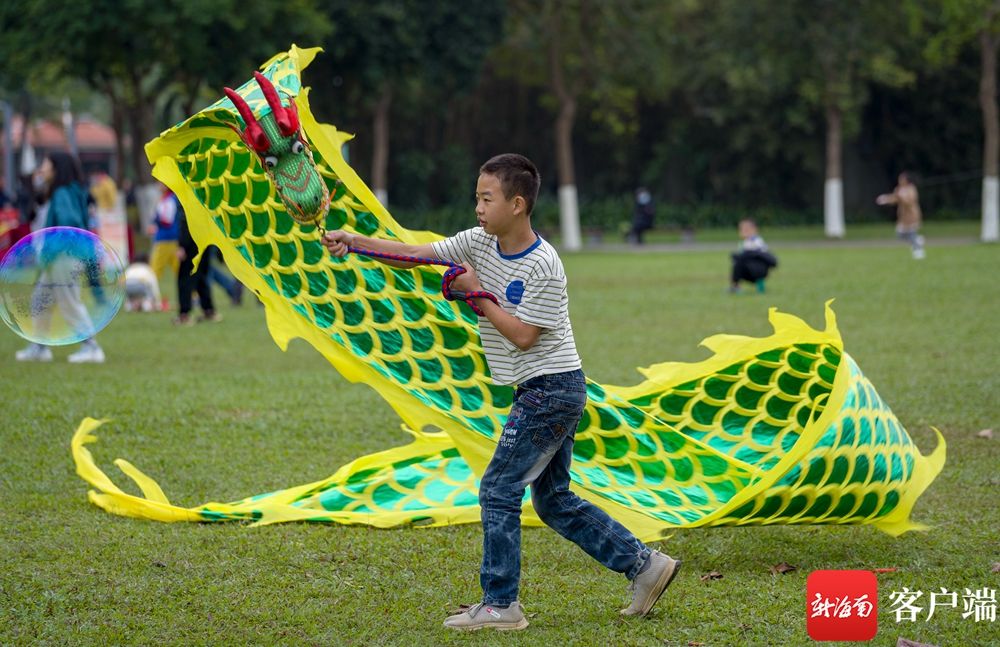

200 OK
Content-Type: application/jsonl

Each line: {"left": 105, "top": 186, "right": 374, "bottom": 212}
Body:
{"left": 0, "top": 227, "right": 125, "bottom": 345}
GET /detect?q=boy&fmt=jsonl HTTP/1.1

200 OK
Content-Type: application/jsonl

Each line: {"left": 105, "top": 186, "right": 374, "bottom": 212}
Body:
{"left": 730, "top": 218, "right": 777, "bottom": 293}
{"left": 323, "top": 154, "right": 680, "bottom": 631}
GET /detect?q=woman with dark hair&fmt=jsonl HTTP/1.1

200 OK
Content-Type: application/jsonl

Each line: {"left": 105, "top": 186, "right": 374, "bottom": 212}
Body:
{"left": 41, "top": 151, "right": 84, "bottom": 201}
{"left": 14, "top": 151, "right": 106, "bottom": 363}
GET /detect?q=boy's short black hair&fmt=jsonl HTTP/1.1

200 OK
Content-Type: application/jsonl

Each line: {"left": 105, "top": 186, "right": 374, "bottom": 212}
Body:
{"left": 480, "top": 154, "right": 540, "bottom": 216}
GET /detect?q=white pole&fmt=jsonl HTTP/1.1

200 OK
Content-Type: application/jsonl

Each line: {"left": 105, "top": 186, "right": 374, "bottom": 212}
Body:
{"left": 982, "top": 176, "right": 999, "bottom": 242}
{"left": 558, "top": 184, "right": 581, "bottom": 251}
{"left": 824, "top": 177, "right": 845, "bottom": 238}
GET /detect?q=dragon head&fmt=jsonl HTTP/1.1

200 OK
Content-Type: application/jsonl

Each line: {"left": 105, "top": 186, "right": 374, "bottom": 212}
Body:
{"left": 224, "top": 72, "right": 328, "bottom": 225}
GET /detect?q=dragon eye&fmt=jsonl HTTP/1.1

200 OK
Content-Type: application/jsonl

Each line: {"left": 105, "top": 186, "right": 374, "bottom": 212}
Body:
{"left": 264, "top": 156, "right": 278, "bottom": 168}
{"left": 292, "top": 141, "right": 305, "bottom": 154}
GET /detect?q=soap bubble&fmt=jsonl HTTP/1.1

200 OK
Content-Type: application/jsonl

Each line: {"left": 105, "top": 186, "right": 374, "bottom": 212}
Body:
{"left": 0, "top": 227, "right": 125, "bottom": 345}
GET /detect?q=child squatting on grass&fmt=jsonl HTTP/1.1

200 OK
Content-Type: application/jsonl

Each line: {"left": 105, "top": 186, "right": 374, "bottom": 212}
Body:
{"left": 323, "top": 154, "right": 681, "bottom": 631}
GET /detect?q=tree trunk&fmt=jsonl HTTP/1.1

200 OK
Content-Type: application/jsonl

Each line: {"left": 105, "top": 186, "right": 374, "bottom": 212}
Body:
{"left": 372, "top": 84, "right": 392, "bottom": 206}
{"left": 125, "top": 73, "right": 158, "bottom": 229}
{"left": 126, "top": 76, "right": 154, "bottom": 186}
{"left": 824, "top": 102, "right": 845, "bottom": 238}
{"left": 548, "top": 13, "right": 581, "bottom": 251}
{"left": 554, "top": 96, "right": 576, "bottom": 188}
{"left": 980, "top": 28, "right": 999, "bottom": 241}
{"left": 109, "top": 95, "right": 126, "bottom": 187}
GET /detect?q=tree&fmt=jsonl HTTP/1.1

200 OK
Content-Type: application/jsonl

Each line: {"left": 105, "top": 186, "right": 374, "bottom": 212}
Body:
{"left": 317, "top": 0, "right": 503, "bottom": 207}
{"left": 705, "top": 1, "right": 915, "bottom": 237}
{"left": 917, "top": 0, "right": 1000, "bottom": 241}
{"left": 0, "top": 0, "right": 327, "bottom": 221}
{"left": 498, "top": 0, "right": 677, "bottom": 249}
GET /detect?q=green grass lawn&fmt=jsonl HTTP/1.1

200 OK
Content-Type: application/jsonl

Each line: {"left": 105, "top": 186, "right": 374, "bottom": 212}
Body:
{"left": 1, "top": 238, "right": 997, "bottom": 646}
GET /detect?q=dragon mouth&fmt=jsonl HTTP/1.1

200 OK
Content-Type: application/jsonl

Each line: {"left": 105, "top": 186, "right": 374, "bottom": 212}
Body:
{"left": 277, "top": 161, "right": 311, "bottom": 194}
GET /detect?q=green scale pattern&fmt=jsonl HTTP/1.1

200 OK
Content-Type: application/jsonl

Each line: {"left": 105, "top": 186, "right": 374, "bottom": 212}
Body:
{"left": 128, "top": 50, "right": 940, "bottom": 534}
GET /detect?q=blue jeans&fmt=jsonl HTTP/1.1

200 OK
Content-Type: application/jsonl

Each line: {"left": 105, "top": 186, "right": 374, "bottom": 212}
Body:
{"left": 479, "top": 369, "right": 652, "bottom": 606}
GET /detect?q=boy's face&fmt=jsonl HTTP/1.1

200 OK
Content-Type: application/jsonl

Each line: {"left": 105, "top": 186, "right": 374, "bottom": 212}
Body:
{"left": 475, "top": 173, "right": 524, "bottom": 236}
{"left": 739, "top": 220, "right": 756, "bottom": 238}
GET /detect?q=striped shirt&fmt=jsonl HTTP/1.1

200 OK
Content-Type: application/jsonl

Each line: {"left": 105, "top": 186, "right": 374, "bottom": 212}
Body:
{"left": 431, "top": 228, "right": 582, "bottom": 386}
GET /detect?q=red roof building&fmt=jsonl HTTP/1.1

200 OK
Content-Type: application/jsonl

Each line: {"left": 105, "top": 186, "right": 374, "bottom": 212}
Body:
{"left": 3, "top": 114, "right": 118, "bottom": 180}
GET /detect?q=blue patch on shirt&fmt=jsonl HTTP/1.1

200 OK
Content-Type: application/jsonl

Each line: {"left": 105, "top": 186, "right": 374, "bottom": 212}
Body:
{"left": 506, "top": 280, "right": 525, "bottom": 304}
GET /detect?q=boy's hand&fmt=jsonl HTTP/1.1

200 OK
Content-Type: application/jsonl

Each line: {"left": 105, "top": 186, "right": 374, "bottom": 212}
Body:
{"left": 451, "top": 263, "right": 483, "bottom": 292}
{"left": 323, "top": 230, "right": 355, "bottom": 257}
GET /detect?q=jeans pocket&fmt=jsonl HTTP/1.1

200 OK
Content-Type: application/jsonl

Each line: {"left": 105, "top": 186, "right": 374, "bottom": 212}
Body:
{"left": 519, "top": 388, "right": 544, "bottom": 408}
{"left": 530, "top": 392, "right": 585, "bottom": 452}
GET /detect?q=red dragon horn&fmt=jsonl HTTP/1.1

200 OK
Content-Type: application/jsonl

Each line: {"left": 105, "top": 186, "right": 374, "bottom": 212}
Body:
{"left": 254, "top": 71, "right": 299, "bottom": 137}
{"left": 224, "top": 87, "right": 270, "bottom": 153}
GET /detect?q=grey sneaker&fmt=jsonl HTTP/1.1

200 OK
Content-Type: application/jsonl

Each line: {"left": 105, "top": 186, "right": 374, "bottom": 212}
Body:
{"left": 443, "top": 602, "right": 528, "bottom": 631}
{"left": 621, "top": 551, "right": 681, "bottom": 617}
{"left": 15, "top": 344, "right": 53, "bottom": 362}
{"left": 68, "top": 343, "right": 105, "bottom": 364}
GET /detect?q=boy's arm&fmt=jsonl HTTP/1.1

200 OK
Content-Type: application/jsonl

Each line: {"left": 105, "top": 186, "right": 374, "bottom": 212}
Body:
{"left": 323, "top": 230, "right": 439, "bottom": 269}
{"left": 450, "top": 263, "right": 542, "bottom": 351}
{"left": 474, "top": 299, "right": 542, "bottom": 351}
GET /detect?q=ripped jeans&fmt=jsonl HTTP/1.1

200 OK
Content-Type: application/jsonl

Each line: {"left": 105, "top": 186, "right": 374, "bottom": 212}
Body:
{"left": 479, "top": 368, "right": 652, "bottom": 607}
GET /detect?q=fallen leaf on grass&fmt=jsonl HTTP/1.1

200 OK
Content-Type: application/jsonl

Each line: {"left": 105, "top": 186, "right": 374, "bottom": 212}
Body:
{"left": 687, "top": 642, "right": 705, "bottom": 646}
{"left": 700, "top": 571, "right": 723, "bottom": 581}
{"left": 976, "top": 428, "right": 993, "bottom": 439}
{"left": 872, "top": 567, "right": 898, "bottom": 573}
{"left": 992, "top": 563, "right": 1000, "bottom": 573}
{"left": 896, "top": 638, "right": 938, "bottom": 647}
{"left": 770, "top": 562, "right": 796, "bottom": 574}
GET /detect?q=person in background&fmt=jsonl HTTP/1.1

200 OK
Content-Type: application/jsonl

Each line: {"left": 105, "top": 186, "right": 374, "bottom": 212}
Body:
{"left": 205, "top": 245, "right": 244, "bottom": 306}
{"left": 15, "top": 151, "right": 106, "bottom": 363}
{"left": 149, "top": 185, "right": 181, "bottom": 310}
{"left": 876, "top": 171, "right": 925, "bottom": 260}
{"left": 123, "top": 253, "right": 161, "bottom": 313}
{"left": 0, "top": 176, "right": 11, "bottom": 208}
{"left": 174, "top": 199, "right": 221, "bottom": 325}
{"left": 730, "top": 218, "right": 777, "bottom": 294}
{"left": 627, "top": 187, "right": 655, "bottom": 245}
{"left": 0, "top": 177, "right": 15, "bottom": 250}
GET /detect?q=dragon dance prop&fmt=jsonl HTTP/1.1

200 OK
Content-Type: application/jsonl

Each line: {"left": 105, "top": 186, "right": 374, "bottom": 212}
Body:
{"left": 72, "top": 46, "right": 945, "bottom": 540}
